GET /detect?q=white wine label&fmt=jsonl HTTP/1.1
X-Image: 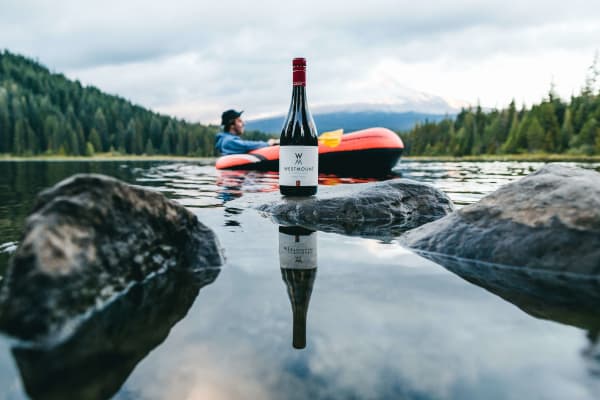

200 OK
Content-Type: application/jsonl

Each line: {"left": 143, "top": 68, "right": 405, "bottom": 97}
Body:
{"left": 279, "top": 146, "right": 318, "bottom": 186}
{"left": 279, "top": 231, "right": 318, "bottom": 269}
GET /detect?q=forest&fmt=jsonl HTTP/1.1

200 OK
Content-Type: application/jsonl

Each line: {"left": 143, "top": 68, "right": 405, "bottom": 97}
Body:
{"left": 403, "top": 57, "right": 600, "bottom": 156}
{"left": 0, "top": 50, "right": 268, "bottom": 157}
{"left": 2, "top": 49, "right": 600, "bottom": 157}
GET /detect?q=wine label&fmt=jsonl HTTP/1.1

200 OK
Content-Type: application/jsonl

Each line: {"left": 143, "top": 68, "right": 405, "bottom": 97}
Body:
{"left": 279, "top": 230, "right": 317, "bottom": 269}
{"left": 279, "top": 146, "right": 318, "bottom": 186}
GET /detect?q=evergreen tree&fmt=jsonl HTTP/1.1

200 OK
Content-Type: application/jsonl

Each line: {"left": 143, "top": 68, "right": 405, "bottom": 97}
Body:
{"left": 88, "top": 128, "right": 102, "bottom": 153}
{"left": 160, "top": 122, "right": 176, "bottom": 154}
{"left": 514, "top": 115, "right": 531, "bottom": 152}
{"left": 483, "top": 115, "right": 503, "bottom": 153}
{"left": 583, "top": 52, "right": 599, "bottom": 96}
{"left": 538, "top": 102, "right": 560, "bottom": 152}
{"left": 126, "top": 119, "right": 143, "bottom": 154}
{"left": 144, "top": 138, "right": 155, "bottom": 155}
{"left": 85, "top": 141, "right": 95, "bottom": 156}
{"left": 399, "top": 77, "right": 599, "bottom": 156}
{"left": 92, "top": 108, "right": 109, "bottom": 151}
{"left": 501, "top": 112, "right": 520, "bottom": 153}
{"left": 176, "top": 129, "right": 187, "bottom": 155}
{"left": 13, "top": 120, "right": 27, "bottom": 155}
{"left": 203, "top": 131, "right": 214, "bottom": 157}
{"left": 559, "top": 108, "right": 574, "bottom": 152}
{"left": 526, "top": 117, "right": 545, "bottom": 152}
{"left": 4, "top": 49, "right": 600, "bottom": 157}
{"left": 66, "top": 127, "right": 80, "bottom": 155}
{"left": 25, "top": 121, "right": 39, "bottom": 154}
{"left": 0, "top": 91, "right": 10, "bottom": 153}
{"left": 0, "top": 50, "right": 219, "bottom": 156}
{"left": 459, "top": 113, "right": 476, "bottom": 156}
{"left": 149, "top": 117, "right": 162, "bottom": 149}
{"left": 578, "top": 118, "right": 598, "bottom": 149}
{"left": 75, "top": 121, "right": 86, "bottom": 155}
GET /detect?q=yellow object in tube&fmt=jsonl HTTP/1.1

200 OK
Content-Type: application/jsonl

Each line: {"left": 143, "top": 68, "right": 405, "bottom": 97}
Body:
{"left": 318, "top": 129, "right": 344, "bottom": 147}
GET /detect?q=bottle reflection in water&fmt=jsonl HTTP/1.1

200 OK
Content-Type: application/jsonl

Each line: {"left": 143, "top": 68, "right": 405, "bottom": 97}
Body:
{"left": 279, "top": 225, "right": 317, "bottom": 349}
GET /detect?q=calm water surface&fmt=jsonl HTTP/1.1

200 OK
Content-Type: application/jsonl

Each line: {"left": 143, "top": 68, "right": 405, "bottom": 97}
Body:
{"left": 0, "top": 160, "right": 600, "bottom": 400}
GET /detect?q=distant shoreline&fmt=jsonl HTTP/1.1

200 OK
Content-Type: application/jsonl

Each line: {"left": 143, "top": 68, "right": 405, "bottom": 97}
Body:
{"left": 1, "top": 153, "right": 599, "bottom": 163}
{"left": 0, "top": 154, "right": 216, "bottom": 163}
{"left": 403, "top": 154, "right": 600, "bottom": 162}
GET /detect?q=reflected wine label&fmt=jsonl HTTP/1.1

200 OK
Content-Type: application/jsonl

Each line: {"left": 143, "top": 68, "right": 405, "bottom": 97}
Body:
{"left": 279, "top": 230, "right": 318, "bottom": 269}
{"left": 279, "top": 146, "right": 318, "bottom": 187}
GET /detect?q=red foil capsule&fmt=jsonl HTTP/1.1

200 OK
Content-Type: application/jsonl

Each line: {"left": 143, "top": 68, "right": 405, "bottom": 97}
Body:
{"left": 293, "top": 57, "right": 306, "bottom": 86}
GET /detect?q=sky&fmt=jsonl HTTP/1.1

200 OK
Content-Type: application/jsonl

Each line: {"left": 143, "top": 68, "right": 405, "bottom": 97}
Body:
{"left": 1, "top": 0, "right": 600, "bottom": 124}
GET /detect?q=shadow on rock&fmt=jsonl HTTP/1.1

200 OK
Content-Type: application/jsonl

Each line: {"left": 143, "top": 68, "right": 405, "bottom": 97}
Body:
{"left": 11, "top": 267, "right": 220, "bottom": 400}
{"left": 415, "top": 250, "right": 600, "bottom": 376}
{"left": 258, "top": 179, "right": 454, "bottom": 239}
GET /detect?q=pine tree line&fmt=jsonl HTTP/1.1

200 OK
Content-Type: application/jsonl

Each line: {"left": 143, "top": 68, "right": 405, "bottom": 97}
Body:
{"left": 404, "top": 58, "right": 600, "bottom": 156}
{"left": 0, "top": 50, "right": 221, "bottom": 156}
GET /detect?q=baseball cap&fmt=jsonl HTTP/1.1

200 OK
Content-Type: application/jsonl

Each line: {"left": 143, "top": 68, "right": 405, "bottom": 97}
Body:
{"left": 221, "top": 109, "right": 243, "bottom": 126}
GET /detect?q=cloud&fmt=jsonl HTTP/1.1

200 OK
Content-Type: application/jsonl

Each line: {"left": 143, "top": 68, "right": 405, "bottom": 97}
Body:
{"left": 1, "top": 1, "right": 599, "bottom": 122}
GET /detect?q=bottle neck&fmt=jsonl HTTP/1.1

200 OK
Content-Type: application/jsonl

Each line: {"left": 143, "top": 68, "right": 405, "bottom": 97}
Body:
{"left": 291, "top": 85, "right": 308, "bottom": 108}
{"left": 293, "top": 311, "right": 307, "bottom": 349}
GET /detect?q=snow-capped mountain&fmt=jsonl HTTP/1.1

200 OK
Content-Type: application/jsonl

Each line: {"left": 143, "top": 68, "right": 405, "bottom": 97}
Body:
{"left": 245, "top": 85, "right": 469, "bottom": 133}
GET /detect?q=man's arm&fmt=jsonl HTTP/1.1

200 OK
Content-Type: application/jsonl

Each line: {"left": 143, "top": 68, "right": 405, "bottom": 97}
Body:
{"left": 223, "top": 137, "right": 269, "bottom": 154}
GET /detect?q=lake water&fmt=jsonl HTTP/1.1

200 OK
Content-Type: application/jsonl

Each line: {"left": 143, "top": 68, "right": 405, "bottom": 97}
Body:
{"left": 1, "top": 160, "right": 600, "bottom": 400}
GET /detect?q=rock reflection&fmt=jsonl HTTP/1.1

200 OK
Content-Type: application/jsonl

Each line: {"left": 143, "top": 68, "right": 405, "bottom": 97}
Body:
{"left": 415, "top": 251, "right": 600, "bottom": 376}
{"left": 278, "top": 226, "right": 318, "bottom": 349}
{"left": 10, "top": 267, "right": 220, "bottom": 400}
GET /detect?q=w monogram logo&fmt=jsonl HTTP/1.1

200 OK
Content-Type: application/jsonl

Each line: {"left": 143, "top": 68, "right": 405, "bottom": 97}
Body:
{"left": 294, "top": 153, "right": 303, "bottom": 165}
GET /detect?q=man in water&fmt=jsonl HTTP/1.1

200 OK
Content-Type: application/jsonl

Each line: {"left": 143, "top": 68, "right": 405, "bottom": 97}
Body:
{"left": 215, "top": 109, "right": 278, "bottom": 155}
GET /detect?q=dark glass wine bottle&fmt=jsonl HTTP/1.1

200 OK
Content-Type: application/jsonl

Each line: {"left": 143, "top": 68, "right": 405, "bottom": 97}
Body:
{"left": 279, "top": 57, "right": 318, "bottom": 196}
{"left": 279, "top": 225, "right": 317, "bottom": 349}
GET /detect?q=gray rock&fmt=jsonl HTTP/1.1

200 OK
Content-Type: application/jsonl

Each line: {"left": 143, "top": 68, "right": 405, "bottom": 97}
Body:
{"left": 401, "top": 164, "right": 600, "bottom": 272}
{"left": 257, "top": 179, "right": 455, "bottom": 238}
{"left": 0, "top": 173, "right": 224, "bottom": 339}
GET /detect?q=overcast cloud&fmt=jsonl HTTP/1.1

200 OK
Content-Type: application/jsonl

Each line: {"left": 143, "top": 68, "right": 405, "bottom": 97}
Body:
{"left": 1, "top": 0, "right": 599, "bottom": 123}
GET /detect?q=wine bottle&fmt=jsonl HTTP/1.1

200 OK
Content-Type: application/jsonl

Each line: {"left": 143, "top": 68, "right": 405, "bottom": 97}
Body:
{"left": 279, "top": 57, "right": 318, "bottom": 196}
{"left": 279, "top": 225, "right": 318, "bottom": 349}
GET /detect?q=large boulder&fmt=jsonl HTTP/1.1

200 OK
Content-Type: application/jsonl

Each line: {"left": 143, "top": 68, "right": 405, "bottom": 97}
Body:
{"left": 257, "top": 179, "right": 455, "bottom": 238}
{"left": 401, "top": 164, "right": 600, "bottom": 272}
{"left": 0, "top": 174, "right": 223, "bottom": 339}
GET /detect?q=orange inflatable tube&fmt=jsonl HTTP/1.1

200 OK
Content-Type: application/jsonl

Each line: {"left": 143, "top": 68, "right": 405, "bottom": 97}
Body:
{"left": 215, "top": 127, "right": 404, "bottom": 176}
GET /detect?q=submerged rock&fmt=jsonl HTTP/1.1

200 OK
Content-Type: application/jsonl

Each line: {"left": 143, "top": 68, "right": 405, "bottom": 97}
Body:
{"left": 12, "top": 267, "right": 220, "bottom": 400}
{"left": 0, "top": 174, "right": 223, "bottom": 339}
{"left": 401, "top": 164, "right": 600, "bottom": 272}
{"left": 257, "top": 179, "right": 454, "bottom": 238}
{"left": 418, "top": 251, "right": 600, "bottom": 331}
{"left": 416, "top": 251, "right": 600, "bottom": 373}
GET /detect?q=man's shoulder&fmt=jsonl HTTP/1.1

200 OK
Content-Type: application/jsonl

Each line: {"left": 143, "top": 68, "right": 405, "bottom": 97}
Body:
{"left": 217, "top": 132, "right": 238, "bottom": 139}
